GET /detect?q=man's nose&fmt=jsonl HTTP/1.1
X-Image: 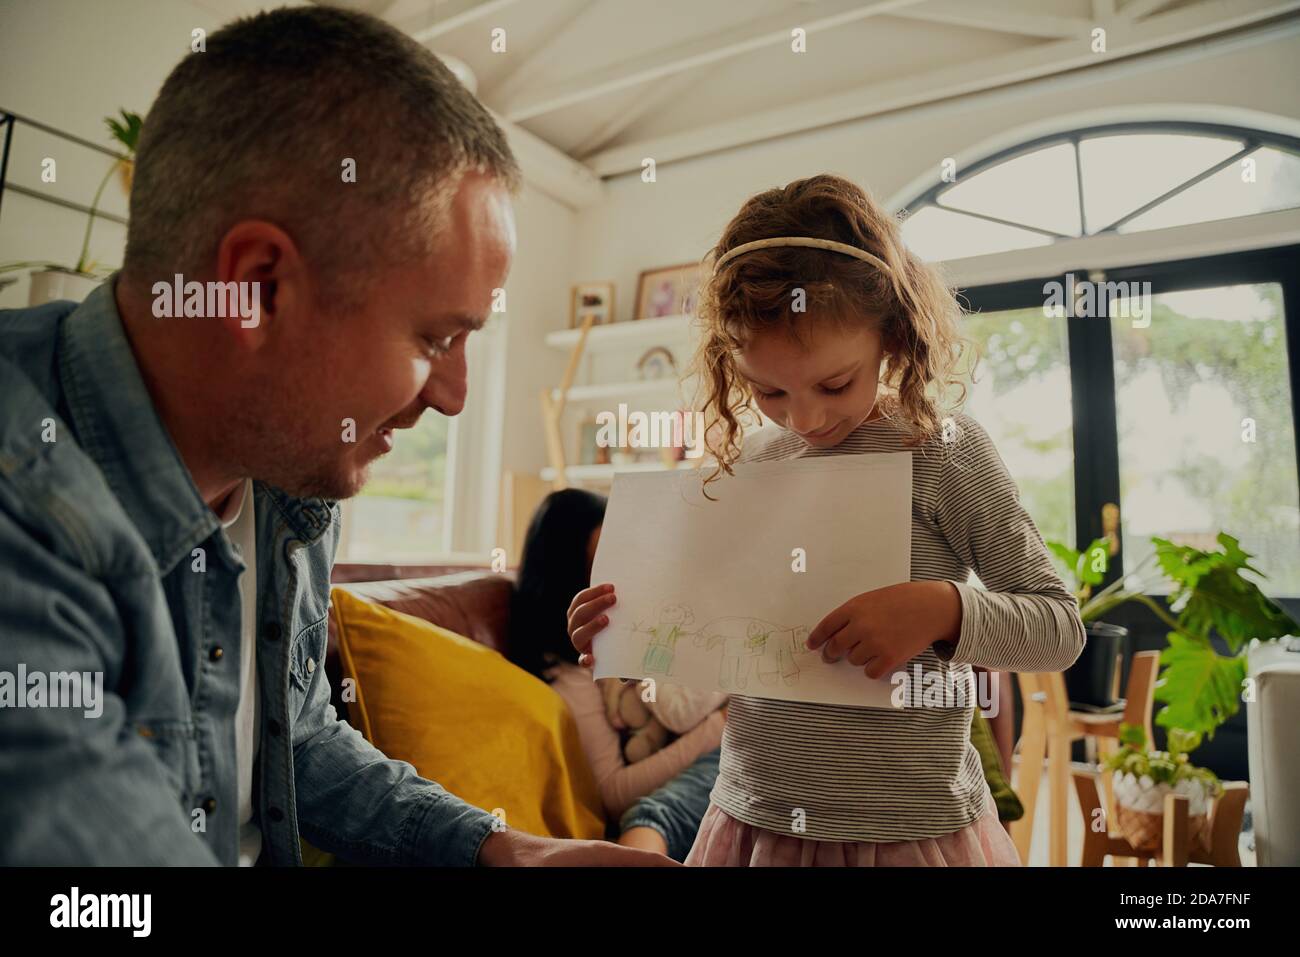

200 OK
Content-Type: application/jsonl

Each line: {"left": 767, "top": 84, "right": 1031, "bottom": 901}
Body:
{"left": 422, "top": 350, "right": 468, "bottom": 417}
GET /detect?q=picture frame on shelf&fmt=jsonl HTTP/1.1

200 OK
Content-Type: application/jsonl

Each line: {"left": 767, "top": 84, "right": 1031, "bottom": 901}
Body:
{"left": 634, "top": 263, "right": 701, "bottom": 320}
{"left": 570, "top": 281, "right": 616, "bottom": 329}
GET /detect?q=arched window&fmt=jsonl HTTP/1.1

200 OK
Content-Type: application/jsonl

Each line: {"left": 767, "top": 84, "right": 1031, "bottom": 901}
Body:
{"left": 899, "top": 122, "right": 1300, "bottom": 263}
{"left": 896, "top": 123, "right": 1300, "bottom": 602}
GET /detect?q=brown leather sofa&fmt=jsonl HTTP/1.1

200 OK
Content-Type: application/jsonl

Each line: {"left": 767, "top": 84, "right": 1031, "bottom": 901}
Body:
{"left": 324, "top": 567, "right": 517, "bottom": 724}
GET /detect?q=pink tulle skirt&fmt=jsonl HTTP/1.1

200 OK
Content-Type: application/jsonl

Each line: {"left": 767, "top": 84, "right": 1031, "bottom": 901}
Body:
{"left": 685, "top": 784, "right": 1021, "bottom": 867}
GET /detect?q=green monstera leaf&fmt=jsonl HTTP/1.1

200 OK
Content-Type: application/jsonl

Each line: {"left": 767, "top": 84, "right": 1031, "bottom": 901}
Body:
{"left": 1050, "top": 530, "right": 1295, "bottom": 743}
{"left": 1153, "top": 533, "right": 1297, "bottom": 653}
{"left": 1154, "top": 632, "right": 1249, "bottom": 737}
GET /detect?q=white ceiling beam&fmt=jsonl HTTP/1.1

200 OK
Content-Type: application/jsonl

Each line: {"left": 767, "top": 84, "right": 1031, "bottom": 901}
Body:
{"left": 483, "top": 0, "right": 599, "bottom": 107}
{"left": 489, "top": 108, "right": 604, "bottom": 209}
{"left": 572, "top": 69, "right": 703, "bottom": 159}
{"left": 588, "top": 0, "right": 1300, "bottom": 177}
{"left": 500, "top": 0, "right": 930, "bottom": 123}
{"left": 895, "top": 0, "right": 1095, "bottom": 39}
{"left": 410, "top": 0, "right": 522, "bottom": 43}
{"left": 1122, "top": 0, "right": 1184, "bottom": 18}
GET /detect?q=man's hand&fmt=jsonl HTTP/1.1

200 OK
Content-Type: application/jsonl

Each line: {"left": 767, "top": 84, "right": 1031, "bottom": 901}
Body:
{"left": 805, "top": 581, "right": 962, "bottom": 680}
{"left": 478, "top": 829, "right": 681, "bottom": 866}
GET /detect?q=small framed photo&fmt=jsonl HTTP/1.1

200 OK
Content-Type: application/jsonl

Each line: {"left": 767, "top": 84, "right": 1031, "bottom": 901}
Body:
{"left": 634, "top": 263, "right": 702, "bottom": 320}
{"left": 570, "top": 281, "right": 616, "bottom": 329}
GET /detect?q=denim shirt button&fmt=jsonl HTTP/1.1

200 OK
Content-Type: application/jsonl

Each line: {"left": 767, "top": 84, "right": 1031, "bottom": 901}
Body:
{"left": 209, "top": 645, "right": 224, "bottom": 662}
{"left": 202, "top": 797, "right": 217, "bottom": 814}
{"left": 268, "top": 806, "right": 284, "bottom": 823}
{"left": 306, "top": 657, "right": 315, "bottom": 674}
{"left": 263, "top": 622, "right": 281, "bottom": 642}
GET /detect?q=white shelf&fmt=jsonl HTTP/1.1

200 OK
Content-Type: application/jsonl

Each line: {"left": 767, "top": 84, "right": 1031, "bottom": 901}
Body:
{"left": 545, "top": 313, "right": 693, "bottom": 354}
{"left": 540, "top": 459, "right": 703, "bottom": 482}
{"left": 553, "top": 377, "right": 688, "bottom": 403}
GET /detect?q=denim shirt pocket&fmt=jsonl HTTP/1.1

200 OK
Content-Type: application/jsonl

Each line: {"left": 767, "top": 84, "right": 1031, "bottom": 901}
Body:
{"left": 135, "top": 719, "right": 201, "bottom": 806}
{"left": 287, "top": 618, "right": 328, "bottom": 706}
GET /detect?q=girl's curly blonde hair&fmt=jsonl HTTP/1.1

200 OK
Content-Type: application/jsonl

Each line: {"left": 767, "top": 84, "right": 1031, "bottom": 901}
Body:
{"left": 689, "top": 174, "right": 971, "bottom": 489}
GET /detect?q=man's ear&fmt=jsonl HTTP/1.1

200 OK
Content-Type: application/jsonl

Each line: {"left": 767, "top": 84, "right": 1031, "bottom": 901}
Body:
{"left": 213, "top": 220, "right": 307, "bottom": 351}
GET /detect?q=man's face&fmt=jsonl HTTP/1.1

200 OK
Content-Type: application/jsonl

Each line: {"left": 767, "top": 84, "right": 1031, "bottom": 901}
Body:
{"left": 258, "top": 172, "right": 516, "bottom": 500}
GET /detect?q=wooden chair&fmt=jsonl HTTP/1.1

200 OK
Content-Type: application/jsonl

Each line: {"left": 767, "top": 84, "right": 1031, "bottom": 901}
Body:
{"left": 1011, "top": 651, "right": 1161, "bottom": 866}
{"left": 1072, "top": 650, "right": 1161, "bottom": 849}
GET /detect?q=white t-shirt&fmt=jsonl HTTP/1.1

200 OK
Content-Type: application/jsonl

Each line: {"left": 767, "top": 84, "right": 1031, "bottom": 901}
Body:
{"left": 218, "top": 479, "right": 261, "bottom": 867}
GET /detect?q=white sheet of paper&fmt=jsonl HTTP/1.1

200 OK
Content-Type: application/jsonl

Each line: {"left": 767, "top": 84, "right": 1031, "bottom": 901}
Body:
{"left": 591, "top": 452, "right": 912, "bottom": 709}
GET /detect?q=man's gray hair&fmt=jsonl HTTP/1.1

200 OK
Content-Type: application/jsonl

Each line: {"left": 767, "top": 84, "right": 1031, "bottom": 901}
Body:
{"left": 123, "top": 5, "right": 520, "bottom": 301}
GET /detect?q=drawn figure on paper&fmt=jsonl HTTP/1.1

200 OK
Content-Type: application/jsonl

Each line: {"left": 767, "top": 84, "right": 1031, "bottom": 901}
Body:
{"left": 632, "top": 603, "right": 696, "bottom": 677}
{"left": 693, "top": 617, "right": 813, "bottom": 691}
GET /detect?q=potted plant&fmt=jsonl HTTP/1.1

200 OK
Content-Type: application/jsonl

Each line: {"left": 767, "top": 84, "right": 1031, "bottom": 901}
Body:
{"left": 1104, "top": 723, "right": 1221, "bottom": 854}
{"left": 1050, "top": 531, "right": 1298, "bottom": 737}
{"left": 1, "top": 109, "right": 141, "bottom": 305}
{"left": 1047, "top": 536, "right": 1127, "bottom": 708}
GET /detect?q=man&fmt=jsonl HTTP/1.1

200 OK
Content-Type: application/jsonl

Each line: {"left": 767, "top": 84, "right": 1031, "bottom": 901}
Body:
{"left": 0, "top": 6, "right": 669, "bottom": 866}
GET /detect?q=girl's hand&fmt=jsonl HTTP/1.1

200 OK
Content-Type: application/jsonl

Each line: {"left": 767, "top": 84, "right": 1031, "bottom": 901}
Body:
{"left": 567, "top": 583, "right": 617, "bottom": 668}
{"left": 806, "top": 581, "right": 962, "bottom": 680}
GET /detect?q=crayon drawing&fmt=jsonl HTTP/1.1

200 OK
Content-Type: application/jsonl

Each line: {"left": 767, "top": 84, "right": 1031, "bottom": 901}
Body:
{"left": 633, "top": 603, "right": 696, "bottom": 677}
{"left": 693, "top": 616, "right": 812, "bottom": 691}
{"left": 590, "top": 452, "right": 912, "bottom": 708}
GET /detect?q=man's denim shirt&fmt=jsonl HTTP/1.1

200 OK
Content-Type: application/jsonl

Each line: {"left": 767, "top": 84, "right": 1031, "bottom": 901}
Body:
{"left": 0, "top": 279, "right": 498, "bottom": 865}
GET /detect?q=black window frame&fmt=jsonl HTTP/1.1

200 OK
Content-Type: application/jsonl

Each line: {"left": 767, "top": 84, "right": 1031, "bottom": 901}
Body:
{"left": 959, "top": 242, "right": 1300, "bottom": 609}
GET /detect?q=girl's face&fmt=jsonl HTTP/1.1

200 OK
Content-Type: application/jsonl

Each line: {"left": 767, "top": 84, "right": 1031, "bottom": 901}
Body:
{"left": 735, "top": 323, "right": 886, "bottom": 448}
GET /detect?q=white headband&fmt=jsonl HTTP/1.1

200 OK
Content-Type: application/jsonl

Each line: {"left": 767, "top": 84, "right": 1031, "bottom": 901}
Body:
{"left": 713, "top": 236, "right": 893, "bottom": 274}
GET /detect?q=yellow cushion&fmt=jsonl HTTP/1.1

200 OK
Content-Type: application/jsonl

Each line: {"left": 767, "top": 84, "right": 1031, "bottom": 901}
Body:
{"left": 329, "top": 587, "right": 606, "bottom": 841}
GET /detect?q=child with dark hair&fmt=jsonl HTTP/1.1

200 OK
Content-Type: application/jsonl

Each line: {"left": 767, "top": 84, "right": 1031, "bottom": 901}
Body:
{"left": 509, "top": 489, "right": 724, "bottom": 859}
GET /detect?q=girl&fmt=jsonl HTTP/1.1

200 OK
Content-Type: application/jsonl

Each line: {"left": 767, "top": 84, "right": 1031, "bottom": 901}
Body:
{"left": 567, "top": 174, "right": 1084, "bottom": 866}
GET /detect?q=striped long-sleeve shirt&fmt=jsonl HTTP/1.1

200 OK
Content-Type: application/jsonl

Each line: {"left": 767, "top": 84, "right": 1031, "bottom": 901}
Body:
{"left": 709, "top": 409, "right": 1085, "bottom": 842}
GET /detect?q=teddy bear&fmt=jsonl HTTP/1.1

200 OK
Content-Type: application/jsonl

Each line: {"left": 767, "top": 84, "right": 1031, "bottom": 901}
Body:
{"left": 599, "top": 677, "right": 671, "bottom": 764}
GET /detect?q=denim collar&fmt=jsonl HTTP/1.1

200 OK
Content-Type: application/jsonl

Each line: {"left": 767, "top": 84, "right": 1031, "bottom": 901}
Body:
{"left": 57, "top": 277, "right": 334, "bottom": 575}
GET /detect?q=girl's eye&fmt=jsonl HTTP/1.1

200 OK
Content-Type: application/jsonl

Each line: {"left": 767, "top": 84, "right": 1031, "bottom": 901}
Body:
{"left": 752, "top": 380, "right": 851, "bottom": 398}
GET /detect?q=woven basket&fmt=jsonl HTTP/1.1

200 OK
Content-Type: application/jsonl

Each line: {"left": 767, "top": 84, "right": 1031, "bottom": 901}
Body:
{"left": 1114, "top": 800, "right": 1212, "bottom": 855}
